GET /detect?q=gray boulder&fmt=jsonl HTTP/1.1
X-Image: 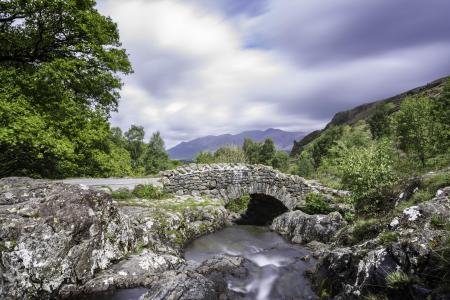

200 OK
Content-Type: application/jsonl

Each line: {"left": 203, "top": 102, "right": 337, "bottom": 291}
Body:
{"left": 271, "top": 210, "right": 347, "bottom": 244}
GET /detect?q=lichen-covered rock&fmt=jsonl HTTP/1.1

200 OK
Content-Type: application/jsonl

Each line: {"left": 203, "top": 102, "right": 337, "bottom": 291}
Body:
{"left": 0, "top": 178, "right": 231, "bottom": 299}
{"left": 312, "top": 187, "right": 450, "bottom": 299}
{"left": 271, "top": 210, "right": 347, "bottom": 244}
{"left": 0, "top": 177, "right": 135, "bottom": 299}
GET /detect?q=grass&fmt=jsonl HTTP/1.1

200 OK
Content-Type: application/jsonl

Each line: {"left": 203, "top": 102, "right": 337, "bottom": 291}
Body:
{"left": 352, "top": 218, "right": 380, "bottom": 243}
{"left": 431, "top": 215, "right": 450, "bottom": 230}
{"left": 111, "top": 184, "right": 172, "bottom": 201}
{"left": 225, "top": 194, "right": 250, "bottom": 213}
{"left": 378, "top": 231, "right": 399, "bottom": 246}
{"left": 386, "top": 271, "right": 412, "bottom": 289}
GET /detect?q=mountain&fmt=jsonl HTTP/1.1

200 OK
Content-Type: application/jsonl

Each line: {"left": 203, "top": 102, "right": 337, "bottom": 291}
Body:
{"left": 168, "top": 128, "right": 305, "bottom": 160}
{"left": 291, "top": 76, "right": 449, "bottom": 157}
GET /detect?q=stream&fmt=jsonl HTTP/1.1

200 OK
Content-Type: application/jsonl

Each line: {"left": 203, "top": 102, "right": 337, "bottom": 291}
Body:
{"left": 77, "top": 225, "right": 317, "bottom": 300}
{"left": 185, "top": 225, "right": 317, "bottom": 300}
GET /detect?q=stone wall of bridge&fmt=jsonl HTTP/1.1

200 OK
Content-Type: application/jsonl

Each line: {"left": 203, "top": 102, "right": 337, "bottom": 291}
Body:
{"left": 160, "top": 163, "right": 346, "bottom": 210}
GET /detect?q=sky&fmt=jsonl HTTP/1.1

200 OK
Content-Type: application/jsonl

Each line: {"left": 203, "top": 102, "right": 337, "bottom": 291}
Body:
{"left": 97, "top": 0, "right": 450, "bottom": 148}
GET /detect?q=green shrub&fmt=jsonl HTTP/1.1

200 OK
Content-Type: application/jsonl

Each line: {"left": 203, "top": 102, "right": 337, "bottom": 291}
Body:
{"left": 422, "top": 172, "right": 450, "bottom": 195}
{"left": 132, "top": 184, "right": 169, "bottom": 199}
{"left": 410, "top": 190, "right": 433, "bottom": 204}
{"left": 111, "top": 188, "right": 133, "bottom": 200}
{"left": 301, "top": 193, "right": 332, "bottom": 215}
{"left": 431, "top": 215, "right": 450, "bottom": 230}
{"left": 226, "top": 195, "right": 250, "bottom": 213}
{"left": 339, "top": 140, "right": 397, "bottom": 214}
{"left": 386, "top": 271, "right": 412, "bottom": 289}
{"left": 352, "top": 219, "right": 380, "bottom": 243}
{"left": 379, "top": 231, "right": 399, "bottom": 246}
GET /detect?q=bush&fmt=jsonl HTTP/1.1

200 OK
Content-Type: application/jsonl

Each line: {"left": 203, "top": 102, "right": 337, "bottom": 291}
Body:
{"left": 111, "top": 188, "right": 133, "bottom": 200}
{"left": 339, "top": 140, "right": 397, "bottom": 214}
{"left": 352, "top": 219, "right": 380, "bottom": 243}
{"left": 386, "top": 271, "right": 412, "bottom": 289}
{"left": 378, "top": 231, "right": 399, "bottom": 246}
{"left": 226, "top": 195, "right": 250, "bottom": 213}
{"left": 301, "top": 193, "right": 332, "bottom": 215}
{"left": 132, "top": 184, "right": 169, "bottom": 199}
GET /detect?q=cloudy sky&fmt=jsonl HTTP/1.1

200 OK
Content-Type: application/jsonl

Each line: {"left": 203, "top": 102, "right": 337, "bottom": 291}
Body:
{"left": 97, "top": 0, "right": 450, "bottom": 148}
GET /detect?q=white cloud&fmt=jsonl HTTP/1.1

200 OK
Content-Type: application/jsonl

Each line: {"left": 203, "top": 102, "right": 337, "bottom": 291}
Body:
{"left": 99, "top": 0, "right": 450, "bottom": 148}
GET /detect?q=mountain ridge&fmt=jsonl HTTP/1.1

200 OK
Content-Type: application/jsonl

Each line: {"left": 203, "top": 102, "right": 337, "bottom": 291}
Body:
{"left": 168, "top": 128, "right": 305, "bottom": 160}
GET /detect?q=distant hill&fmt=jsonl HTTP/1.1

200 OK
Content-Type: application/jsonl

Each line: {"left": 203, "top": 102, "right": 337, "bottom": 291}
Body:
{"left": 168, "top": 128, "right": 305, "bottom": 160}
{"left": 291, "top": 76, "right": 449, "bottom": 157}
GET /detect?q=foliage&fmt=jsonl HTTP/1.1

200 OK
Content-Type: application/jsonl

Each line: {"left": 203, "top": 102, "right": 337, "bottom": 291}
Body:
{"left": 386, "top": 271, "right": 412, "bottom": 289}
{"left": 378, "top": 231, "right": 399, "bottom": 246}
{"left": 300, "top": 193, "right": 332, "bottom": 214}
{"left": 0, "top": 0, "right": 132, "bottom": 178}
{"left": 368, "top": 103, "right": 396, "bottom": 139}
{"left": 195, "top": 151, "right": 215, "bottom": 164}
{"left": 142, "top": 131, "right": 170, "bottom": 174}
{"left": 214, "top": 145, "right": 248, "bottom": 163}
{"left": 339, "top": 140, "right": 397, "bottom": 212}
{"left": 124, "top": 125, "right": 145, "bottom": 170}
{"left": 294, "top": 150, "right": 315, "bottom": 178}
{"left": 393, "top": 97, "right": 436, "bottom": 167}
{"left": 270, "top": 150, "right": 290, "bottom": 172}
{"left": 352, "top": 219, "right": 380, "bottom": 243}
{"left": 132, "top": 184, "right": 170, "bottom": 200}
{"left": 243, "top": 138, "right": 261, "bottom": 164}
{"left": 111, "top": 188, "right": 133, "bottom": 200}
{"left": 226, "top": 195, "right": 251, "bottom": 213}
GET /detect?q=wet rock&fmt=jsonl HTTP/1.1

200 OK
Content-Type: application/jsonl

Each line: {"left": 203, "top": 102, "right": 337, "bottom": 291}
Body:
{"left": 139, "top": 256, "right": 246, "bottom": 300}
{"left": 271, "top": 210, "right": 347, "bottom": 244}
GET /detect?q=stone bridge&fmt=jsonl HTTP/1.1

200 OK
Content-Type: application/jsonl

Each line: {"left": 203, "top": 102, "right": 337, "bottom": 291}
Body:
{"left": 160, "top": 163, "right": 344, "bottom": 211}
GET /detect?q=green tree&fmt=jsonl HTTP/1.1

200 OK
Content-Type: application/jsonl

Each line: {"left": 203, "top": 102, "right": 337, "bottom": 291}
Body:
{"left": 368, "top": 103, "right": 396, "bottom": 139}
{"left": 195, "top": 151, "right": 215, "bottom": 164}
{"left": 433, "top": 80, "right": 450, "bottom": 153}
{"left": 0, "top": 0, "right": 132, "bottom": 178}
{"left": 271, "top": 150, "right": 289, "bottom": 172}
{"left": 394, "top": 97, "right": 435, "bottom": 167}
{"left": 243, "top": 138, "right": 261, "bottom": 164}
{"left": 260, "top": 138, "right": 275, "bottom": 165}
{"left": 142, "top": 131, "right": 169, "bottom": 174}
{"left": 214, "top": 146, "right": 247, "bottom": 163}
{"left": 295, "top": 151, "right": 315, "bottom": 178}
{"left": 124, "top": 125, "right": 145, "bottom": 170}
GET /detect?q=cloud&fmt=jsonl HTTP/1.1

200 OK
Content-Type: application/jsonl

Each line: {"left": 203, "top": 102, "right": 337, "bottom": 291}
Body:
{"left": 99, "top": 0, "right": 450, "bottom": 148}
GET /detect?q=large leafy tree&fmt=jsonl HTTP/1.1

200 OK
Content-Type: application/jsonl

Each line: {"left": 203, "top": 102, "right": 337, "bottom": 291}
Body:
{"left": 0, "top": 0, "right": 132, "bottom": 178}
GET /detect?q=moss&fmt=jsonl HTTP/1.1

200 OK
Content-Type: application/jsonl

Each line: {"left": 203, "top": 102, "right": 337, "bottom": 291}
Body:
{"left": 352, "top": 218, "right": 380, "bottom": 243}
{"left": 378, "top": 231, "right": 399, "bottom": 246}
{"left": 225, "top": 195, "right": 250, "bottom": 213}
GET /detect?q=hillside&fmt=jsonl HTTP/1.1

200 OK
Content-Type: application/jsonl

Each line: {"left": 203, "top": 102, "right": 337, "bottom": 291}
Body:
{"left": 291, "top": 76, "right": 449, "bottom": 157}
{"left": 168, "top": 128, "right": 305, "bottom": 160}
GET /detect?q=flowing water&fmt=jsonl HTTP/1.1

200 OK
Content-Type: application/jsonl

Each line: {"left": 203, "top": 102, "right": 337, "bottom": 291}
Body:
{"left": 184, "top": 225, "right": 317, "bottom": 300}
{"left": 76, "top": 225, "right": 317, "bottom": 300}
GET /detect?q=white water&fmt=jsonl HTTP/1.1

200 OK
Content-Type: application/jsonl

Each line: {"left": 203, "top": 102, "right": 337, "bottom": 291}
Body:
{"left": 184, "top": 225, "right": 317, "bottom": 300}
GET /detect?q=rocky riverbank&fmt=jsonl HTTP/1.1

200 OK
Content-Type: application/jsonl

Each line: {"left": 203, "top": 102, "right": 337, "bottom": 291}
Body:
{"left": 1, "top": 176, "right": 449, "bottom": 299}
{"left": 0, "top": 177, "right": 229, "bottom": 299}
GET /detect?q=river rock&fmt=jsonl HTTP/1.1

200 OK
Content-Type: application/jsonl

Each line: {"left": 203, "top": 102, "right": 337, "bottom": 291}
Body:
{"left": 139, "top": 255, "right": 247, "bottom": 300}
{"left": 270, "top": 210, "right": 347, "bottom": 244}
